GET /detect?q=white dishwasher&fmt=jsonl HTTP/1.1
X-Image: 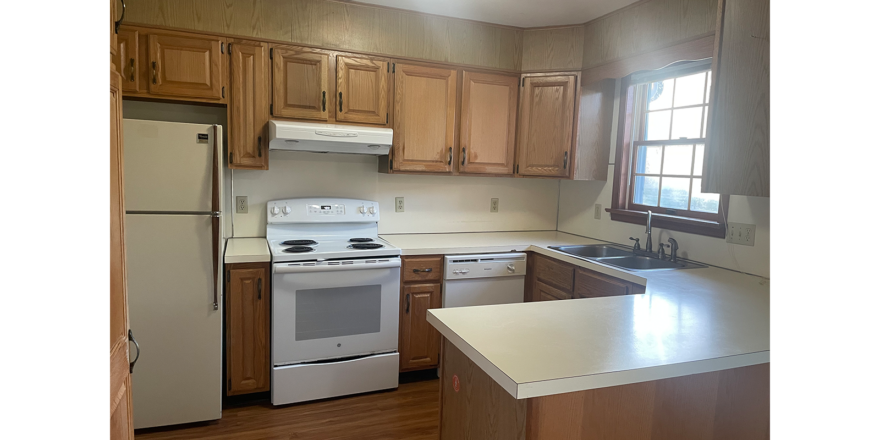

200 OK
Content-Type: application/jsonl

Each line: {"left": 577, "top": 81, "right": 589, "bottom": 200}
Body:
{"left": 443, "top": 253, "right": 528, "bottom": 308}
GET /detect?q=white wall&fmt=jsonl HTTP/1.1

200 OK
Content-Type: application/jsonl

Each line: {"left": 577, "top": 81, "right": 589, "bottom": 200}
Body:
{"left": 556, "top": 80, "right": 770, "bottom": 278}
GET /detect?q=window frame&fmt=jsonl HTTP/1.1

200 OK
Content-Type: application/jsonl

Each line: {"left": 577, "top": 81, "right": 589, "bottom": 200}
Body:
{"left": 608, "top": 62, "right": 729, "bottom": 239}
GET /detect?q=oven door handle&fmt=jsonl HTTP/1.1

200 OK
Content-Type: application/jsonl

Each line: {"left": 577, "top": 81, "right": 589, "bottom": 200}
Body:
{"left": 273, "top": 259, "right": 401, "bottom": 274}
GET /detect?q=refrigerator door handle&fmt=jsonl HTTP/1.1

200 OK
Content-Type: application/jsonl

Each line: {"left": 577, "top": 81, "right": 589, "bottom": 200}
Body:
{"left": 211, "top": 125, "right": 223, "bottom": 311}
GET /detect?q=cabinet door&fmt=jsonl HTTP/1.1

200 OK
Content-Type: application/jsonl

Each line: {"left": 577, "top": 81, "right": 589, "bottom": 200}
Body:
{"left": 516, "top": 74, "right": 577, "bottom": 177}
{"left": 399, "top": 283, "right": 442, "bottom": 371}
{"left": 148, "top": 33, "right": 225, "bottom": 100}
{"left": 534, "top": 253, "right": 574, "bottom": 292}
{"left": 459, "top": 71, "right": 518, "bottom": 175}
{"left": 226, "top": 263, "right": 270, "bottom": 395}
{"left": 272, "top": 47, "right": 329, "bottom": 121}
{"left": 337, "top": 55, "right": 390, "bottom": 125}
{"left": 116, "top": 28, "right": 140, "bottom": 93}
{"left": 392, "top": 64, "right": 457, "bottom": 173}
{"left": 703, "top": 0, "right": 770, "bottom": 197}
{"left": 535, "top": 280, "right": 570, "bottom": 301}
{"left": 574, "top": 268, "right": 630, "bottom": 298}
{"left": 230, "top": 41, "right": 269, "bottom": 170}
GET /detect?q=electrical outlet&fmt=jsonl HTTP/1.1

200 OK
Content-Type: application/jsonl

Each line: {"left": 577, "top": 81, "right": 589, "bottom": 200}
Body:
{"left": 490, "top": 198, "right": 499, "bottom": 213}
{"left": 726, "top": 222, "right": 756, "bottom": 246}
{"left": 594, "top": 204, "right": 602, "bottom": 219}
{"left": 395, "top": 197, "right": 405, "bottom": 212}
{"left": 235, "top": 196, "right": 248, "bottom": 214}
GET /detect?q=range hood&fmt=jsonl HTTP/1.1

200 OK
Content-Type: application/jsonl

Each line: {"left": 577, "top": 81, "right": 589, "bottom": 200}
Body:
{"left": 268, "top": 120, "right": 393, "bottom": 155}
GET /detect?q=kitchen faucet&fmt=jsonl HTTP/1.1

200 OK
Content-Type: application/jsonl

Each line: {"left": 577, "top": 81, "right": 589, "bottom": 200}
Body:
{"left": 667, "top": 238, "right": 679, "bottom": 263}
{"left": 644, "top": 210, "right": 653, "bottom": 253}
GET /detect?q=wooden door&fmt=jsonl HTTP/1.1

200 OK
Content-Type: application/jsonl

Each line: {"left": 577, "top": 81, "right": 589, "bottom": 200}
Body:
{"left": 336, "top": 55, "right": 390, "bottom": 125}
{"left": 226, "top": 263, "right": 271, "bottom": 395}
{"left": 459, "top": 71, "right": 518, "bottom": 175}
{"left": 535, "top": 280, "right": 570, "bottom": 301}
{"left": 272, "top": 46, "right": 330, "bottom": 121}
{"left": 516, "top": 74, "right": 577, "bottom": 177}
{"left": 574, "top": 268, "right": 630, "bottom": 298}
{"left": 110, "top": 68, "right": 134, "bottom": 440}
{"left": 392, "top": 63, "right": 457, "bottom": 173}
{"left": 116, "top": 29, "right": 141, "bottom": 93}
{"left": 230, "top": 40, "right": 269, "bottom": 170}
{"left": 148, "top": 33, "right": 225, "bottom": 100}
{"left": 703, "top": 0, "right": 770, "bottom": 197}
{"left": 399, "top": 283, "right": 442, "bottom": 371}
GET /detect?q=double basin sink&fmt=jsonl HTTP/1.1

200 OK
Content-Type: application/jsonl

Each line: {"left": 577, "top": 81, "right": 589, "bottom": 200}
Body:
{"left": 548, "top": 244, "right": 706, "bottom": 271}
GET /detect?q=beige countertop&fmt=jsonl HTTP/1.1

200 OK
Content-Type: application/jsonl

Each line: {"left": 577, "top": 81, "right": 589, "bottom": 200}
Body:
{"left": 224, "top": 238, "right": 270, "bottom": 263}
{"left": 391, "top": 231, "right": 770, "bottom": 400}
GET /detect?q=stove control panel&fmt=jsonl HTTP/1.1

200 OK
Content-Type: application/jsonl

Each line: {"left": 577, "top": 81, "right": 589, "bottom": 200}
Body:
{"left": 308, "top": 204, "right": 345, "bottom": 216}
{"left": 267, "top": 198, "right": 381, "bottom": 223}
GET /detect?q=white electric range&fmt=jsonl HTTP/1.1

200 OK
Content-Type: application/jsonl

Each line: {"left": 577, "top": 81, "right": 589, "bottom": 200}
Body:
{"left": 266, "top": 198, "right": 401, "bottom": 406}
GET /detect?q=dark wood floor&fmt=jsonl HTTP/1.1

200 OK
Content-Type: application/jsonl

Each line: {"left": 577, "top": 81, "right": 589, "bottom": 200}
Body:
{"left": 135, "top": 378, "right": 440, "bottom": 440}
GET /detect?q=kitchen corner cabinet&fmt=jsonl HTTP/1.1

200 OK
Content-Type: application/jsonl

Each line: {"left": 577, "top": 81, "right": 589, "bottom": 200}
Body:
{"left": 399, "top": 255, "right": 444, "bottom": 372}
{"left": 703, "top": 0, "right": 770, "bottom": 197}
{"left": 515, "top": 74, "right": 579, "bottom": 178}
{"left": 229, "top": 40, "right": 269, "bottom": 170}
{"left": 459, "top": 71, "right": 519, "bottom": 175}
{"left": 528, "top": 252, "right": 644, "bottom": 301}
{"left": 271, "top": 46, "right": 330, "bottom": 121}
{"left": 337, "top": 55, "right": 391, "bottom": 125}
{"left": 225, "top": 262, "right": 270, "bottom": 396}
{"left": 391, "top": 63, "right": 458, "bottom": 173}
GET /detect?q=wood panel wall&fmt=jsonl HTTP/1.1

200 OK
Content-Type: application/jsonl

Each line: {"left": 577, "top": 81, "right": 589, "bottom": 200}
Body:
{"left": 124, "top": 0, "right": 523, "bottom": 71}
{"left": 521, "top": 26, "right": 584, "bottom": 72}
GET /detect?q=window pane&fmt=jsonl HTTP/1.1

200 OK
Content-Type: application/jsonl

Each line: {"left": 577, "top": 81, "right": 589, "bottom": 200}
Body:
{"left": 673, "top": 72, "right": 706, "bottom": 107}
{"left": 647, "top": 79, "right": 674, "bottom": 110}
{"left": 670, "top": 107, "right": 704, "bottom": 139}
{"left": 693, "top": 144, "right": 705, "bottom": 176}
{"left": 690, "top": 178, "right": 720, "bottom": 213}
{"left": 702, "top": 106, "right": 709, "bottom": 138}
{"left": 645, "top": 110, "right": 671, "bottom": 140}
{"left": 663, "top": 144, "right": 693, "bottom": 175}
{"left": 636, "top": 145, "right": 662, "bottom": 174}
{"left": 633, "top": 176, "right": 660, "bottom": 207}
{"left": 705, "top": 71, "right": 712, "bottom": 104}
{"left": 659, "top": 177, "right": 690, "bottom": 210}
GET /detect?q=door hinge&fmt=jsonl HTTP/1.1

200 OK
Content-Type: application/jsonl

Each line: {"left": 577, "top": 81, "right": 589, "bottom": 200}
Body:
{"left": 386, "top": 113, "right": 388, "bottom": 124}
{"left": 269, "top": 48, "right": 273, "bottom": 59}
{"left": 221, "top": 42, "right": 225, "bottom": 54}
{"left": 392, "top": 63, "right": 395, "bottom": 73}
{"left": 222, "top": 86, "right": 225, "bottom": 99}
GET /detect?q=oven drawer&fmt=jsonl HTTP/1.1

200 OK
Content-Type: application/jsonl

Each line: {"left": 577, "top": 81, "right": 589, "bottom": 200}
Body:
{"left": 271, "top": 352, "right": 399, "bottom": 405}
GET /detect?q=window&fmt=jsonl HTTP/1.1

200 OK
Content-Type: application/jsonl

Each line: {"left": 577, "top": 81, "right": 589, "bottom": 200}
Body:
{"left": 609, "top": 61, "right": 729, "bottom": 238}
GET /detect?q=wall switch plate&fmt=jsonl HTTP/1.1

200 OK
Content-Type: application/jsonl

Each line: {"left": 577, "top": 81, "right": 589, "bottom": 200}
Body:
{"left": 395, "top": 197, "right": 405, "bottom": 212}
{"left": 235, "top": 196, "right": 248, "bottom": 214}
{"left": 726, "top": 222, "right": 756, "bottom": 246}
{"left": 490, "top": 198, "right": 499, "bottom": 213}
{"left": 594, "top": 204, "right": 602, "bottom": 219}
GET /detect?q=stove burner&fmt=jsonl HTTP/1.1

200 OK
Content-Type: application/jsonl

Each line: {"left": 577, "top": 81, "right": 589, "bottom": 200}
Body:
{"left": 349, "top": 243, "right": 384, "bottom": 250}
{"left": 281, "top": 240, "right": 318, "bottom": 246}
{"left": 282, "top": 246, "right": 315, "bottom": 253}
{"left": 349, "top": 238, "right": 374, "bottom": 243}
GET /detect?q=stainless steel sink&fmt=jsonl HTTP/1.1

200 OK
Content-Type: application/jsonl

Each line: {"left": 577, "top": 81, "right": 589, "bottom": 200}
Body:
{"left": 593, "top": 255, "right": 684, "bottom": 270}
{"left": 548, "top": 245, "right": 631, "bottom": 258}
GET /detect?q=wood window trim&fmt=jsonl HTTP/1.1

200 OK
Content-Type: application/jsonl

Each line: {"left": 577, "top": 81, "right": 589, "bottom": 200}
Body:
{"left": 608, "top": 74, "right": 729, "bottom": 239}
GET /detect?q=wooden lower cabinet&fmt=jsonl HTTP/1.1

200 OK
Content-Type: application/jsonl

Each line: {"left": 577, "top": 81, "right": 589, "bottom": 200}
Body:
{"left": 529, "top": 252, "right": 645, "bottom": 301}
{"left": 225, "top": 262, "right": 271, "bottom": 396}
{"left": 399, "top": 255, "right": 444, "bottom": 372}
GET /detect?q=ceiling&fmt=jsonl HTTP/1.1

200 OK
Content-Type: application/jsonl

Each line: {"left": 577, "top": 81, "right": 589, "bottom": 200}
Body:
{"left": 347, "top": 0, "right": 641, "bottom": 28}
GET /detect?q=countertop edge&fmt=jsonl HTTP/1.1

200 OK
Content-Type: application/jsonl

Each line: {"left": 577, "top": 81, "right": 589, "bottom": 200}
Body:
{"left": 224, "top": 238, "right": 271, "bottom": 264}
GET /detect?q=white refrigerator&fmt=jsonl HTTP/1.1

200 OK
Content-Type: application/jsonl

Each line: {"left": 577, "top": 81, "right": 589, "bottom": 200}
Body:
{"left": 123, "top": 119, "right": 223, "bottom": 429}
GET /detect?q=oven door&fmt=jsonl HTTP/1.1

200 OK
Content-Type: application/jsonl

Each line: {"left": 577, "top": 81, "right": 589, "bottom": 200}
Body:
{"left": 272, "top": 258, "right": 400, "bottom": 366}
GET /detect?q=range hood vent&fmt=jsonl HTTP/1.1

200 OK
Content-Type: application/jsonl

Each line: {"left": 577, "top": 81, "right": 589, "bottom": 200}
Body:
{"left": 268, "top": 120, "right": 393, "bottom": 155}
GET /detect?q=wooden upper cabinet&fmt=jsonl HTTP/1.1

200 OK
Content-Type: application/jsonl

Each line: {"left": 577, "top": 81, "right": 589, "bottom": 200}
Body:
{"left": 516, "top": 74, "right": 578, "bottom": 177}
{"left": 399, "top": 283, "right": 442, "bottom": 371}
{"left": 226, "top": 263, "right": 271, "bottom": 396}
{"left": 116, "top": 28, "right": 141, "bottom": 93}
{"left": 459, "top": 71, "right": 518, "bottom": 175}
{"left": 392, "top": 63, "right": 457, "bottom": 173}
{"left": 148, "top": 33, "right": 226, "bottom": 101}
{"left": 703, "top": 0, "right": 770, "bottom": 197}
{"left": 272, "top": 46, "right": 330, "bottom": 121}
{"left": 337, "top": 55, "right": 390, "bottom": 125}
{"left": 229, "top": 40, "right": 270, "bottom": 170}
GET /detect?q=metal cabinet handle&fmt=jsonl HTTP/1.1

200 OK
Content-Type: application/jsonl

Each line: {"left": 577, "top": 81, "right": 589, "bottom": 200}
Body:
{"left": 448, "top": 147, "right": 452, "bottom": 166}
{"left": 563, "top": 151, "right": 568, "bottom": 169}
{"left": 257, "top": 278, "right": 262, "bottom": 300}
{"left": 128, "top": 329, "right": 140, "bottom": 374}
{"left": 115, "top": 0, "right": 125, "bottom": 34}
{"left": 128, "top": 58, "right": 135, "bottom": 82}
{"left": 405, "top": 293, "right": 410, "bottom": 314}
{"left": 339, "top": 92, "right": 343, "bottom": 112}
{"left": 412, "top": 268, "right": 433, "bottom": 273}
{"left": 322, "top": 91, "right": 326, "bottom": 112}
{"left": 258, "top": 136, "right": 262, "bottom": 157}
{"left": 151, "top": 61, "right": 157, "bottom": 84}
{"left": 461, "top": 147, "right": 466, "bottom": 166}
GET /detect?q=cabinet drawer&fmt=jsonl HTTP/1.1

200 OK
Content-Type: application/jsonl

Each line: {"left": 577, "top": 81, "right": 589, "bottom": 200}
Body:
{"left": 402, "top": 256, "right": 443, "bottom": 283}
{"left": 535, "top": 280, "right": 570, "bottom": 301}
{"left": 534, "top": 254, "right": 574, "bottom": 292}
{"left": 575, "top": 268, "right": 630, "bottom": 298}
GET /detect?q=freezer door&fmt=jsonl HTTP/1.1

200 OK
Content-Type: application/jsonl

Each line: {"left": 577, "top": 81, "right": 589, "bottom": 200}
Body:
{"left": 123, "top": 119, "right": 216, "bottom": 212}
{"left": 125, "top": 214, "right": 221, "bottom": 429}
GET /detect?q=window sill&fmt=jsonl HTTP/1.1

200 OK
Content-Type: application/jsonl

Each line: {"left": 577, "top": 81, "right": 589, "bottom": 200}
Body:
{"left": 606, "top": 209, "right": 726, "bottom": 238}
